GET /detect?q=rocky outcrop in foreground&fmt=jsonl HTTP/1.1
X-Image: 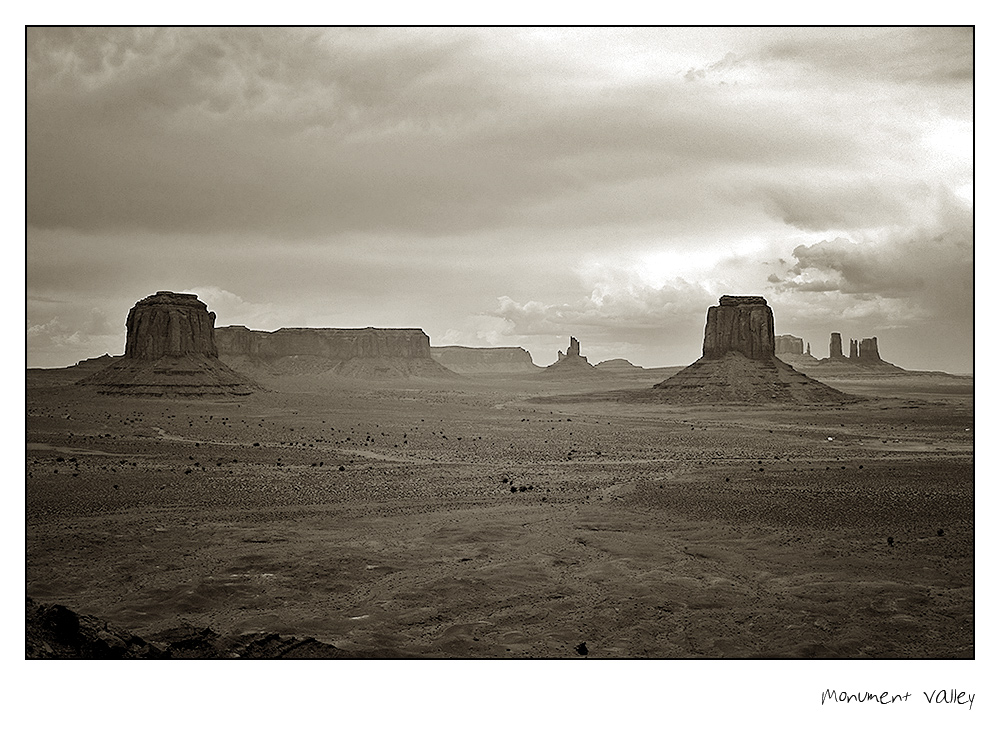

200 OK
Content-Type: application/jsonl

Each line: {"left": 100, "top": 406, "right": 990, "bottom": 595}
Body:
{"left": 430, "top": 346, "right": 540, "bottom": 374}
{"left": 25, "top": 597, "right": 407, "bottom": 659}
{"left": 652, "top": 296, "right": 849, "bottom": 404}
{"left": 78, "top": 292, "right": 257, "bottom": 396}
{"left": 216, "top": 326, "right": 454, "bottom": 378}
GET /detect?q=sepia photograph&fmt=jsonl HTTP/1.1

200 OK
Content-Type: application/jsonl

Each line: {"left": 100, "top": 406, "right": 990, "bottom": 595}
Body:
{"left": 24, "top": 22, "right": 977, "bottom": 723}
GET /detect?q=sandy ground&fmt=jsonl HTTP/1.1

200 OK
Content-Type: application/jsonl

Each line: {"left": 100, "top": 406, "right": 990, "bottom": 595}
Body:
{"left": 25, "top": 366, "right": 973, "bottom": 658}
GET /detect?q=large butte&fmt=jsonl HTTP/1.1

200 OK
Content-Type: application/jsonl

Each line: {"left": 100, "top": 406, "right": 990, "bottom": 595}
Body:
{"left": 653, "top": 295, "right": 850, "bottom": 403}
{"left": 79, "top": 291, "right": 257, "bottom": 396}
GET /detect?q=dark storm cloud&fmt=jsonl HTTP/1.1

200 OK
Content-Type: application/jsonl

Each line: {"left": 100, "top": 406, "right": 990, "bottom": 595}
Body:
{"left": 771, "top": 194, "right": 972, "bottom": 320}
{"left": 782, "top": 238, "right": 929, "bottom": 296}
{"left": 25, "top": 27, "right": 973, "bottom": 372}
{"left": 27, "top": 27, "right": 865, "bottom": 239}
{"left": 746, "top": 178, "right": 921, "bottom": 232}
{"left": 27, "top": 28, "right": 498, "bottom": 236}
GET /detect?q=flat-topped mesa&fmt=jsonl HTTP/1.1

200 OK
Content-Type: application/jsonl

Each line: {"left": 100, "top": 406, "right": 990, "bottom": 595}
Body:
{"left": 701, "top": 295, "right": 775, "bottom": 360}
{"left": 214, "top": 325, "right": 454, "bottom": 378}
{"left": 216, "top": 326, "right": 432, "bottom": 360}
{"left": 775, "top": 334, "right": 804, "bottom": 356}
{"left": 776, "top": 333, "right": 820, "bottom": 367}
{"left": 596, "top": 358, "right": 643, "bottom": 371}
{"left": 430, "top": 346, "right": 540, "bottom": 374}
{"left": 125, "top": 291, "right": 218, "bottom": 359}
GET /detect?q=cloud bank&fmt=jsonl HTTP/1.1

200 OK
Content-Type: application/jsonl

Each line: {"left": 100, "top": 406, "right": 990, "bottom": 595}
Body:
{"left": 26, "top": 27, "right": 973, "bottom": 372}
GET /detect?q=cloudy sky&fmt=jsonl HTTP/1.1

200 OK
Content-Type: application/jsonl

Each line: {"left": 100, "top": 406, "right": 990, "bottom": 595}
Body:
{"left": 26, "top": 27, "right": 973, "bottom": 372}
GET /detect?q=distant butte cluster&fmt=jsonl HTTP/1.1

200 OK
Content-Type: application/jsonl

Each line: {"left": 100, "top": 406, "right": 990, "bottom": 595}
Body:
{"left": 74, "top": 289, "right": 884, "bottom": 402}
{"left": 826, "top": 332, "right": 883, "bottom": 364}
{"left": 775, "top": 328, "right": 901, "bottom": 373}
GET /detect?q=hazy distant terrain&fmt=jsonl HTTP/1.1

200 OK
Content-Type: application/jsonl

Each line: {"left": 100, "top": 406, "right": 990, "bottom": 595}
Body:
{"left": 26, "top": 365, "right": 973, "bottom": 658}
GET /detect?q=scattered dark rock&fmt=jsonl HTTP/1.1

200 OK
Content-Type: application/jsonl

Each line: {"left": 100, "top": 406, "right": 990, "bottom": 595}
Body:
{"left": 26, "top": 597, "right": 167, "bottom": 659}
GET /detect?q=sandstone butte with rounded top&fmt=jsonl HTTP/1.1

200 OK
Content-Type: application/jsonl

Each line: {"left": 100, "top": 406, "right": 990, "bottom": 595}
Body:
{"left": 125, "top": 291, "right": 219, "bottom": 360}
{"left": 79, "top": 291, "right": 257, "bottom": 396}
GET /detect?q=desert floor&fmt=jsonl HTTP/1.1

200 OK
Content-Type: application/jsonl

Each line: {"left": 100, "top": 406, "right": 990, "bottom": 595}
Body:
{"left": 25, "top": 366, "right": 974, "bottom": 658}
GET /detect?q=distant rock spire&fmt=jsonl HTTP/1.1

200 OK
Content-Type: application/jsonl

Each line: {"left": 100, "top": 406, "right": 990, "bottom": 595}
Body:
{"left": 546, "top": 336, "right": 595, "bottom": 372}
